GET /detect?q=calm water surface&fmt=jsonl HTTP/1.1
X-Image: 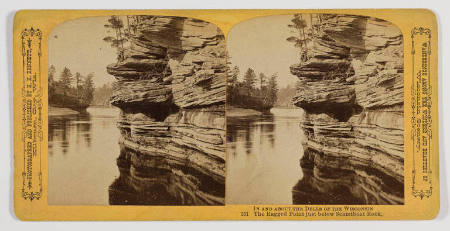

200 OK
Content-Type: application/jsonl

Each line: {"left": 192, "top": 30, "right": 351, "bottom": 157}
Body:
{"left": 226, "top": 108, "right": 306, "bottom": 204}
{"left": 49, "top": 107, "right": 305, "bottom": 205}
{"left": 48, "top": 107, "right": 120, "bottom": 205}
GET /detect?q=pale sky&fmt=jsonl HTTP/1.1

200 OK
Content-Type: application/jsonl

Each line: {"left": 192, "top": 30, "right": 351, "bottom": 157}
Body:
{"left": 49, "top": 16, "right": 118, "bottom": 87}
{"left": 227, "top": 15, "right": 303, "bottom": 88}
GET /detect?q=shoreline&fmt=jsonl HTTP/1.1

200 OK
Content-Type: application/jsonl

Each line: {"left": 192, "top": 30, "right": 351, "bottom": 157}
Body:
{"left": 48, "top": 106, "right": 80, "bottom": 117}
{"left": 226, "top": 107, "right": 264, "bottom": 117}
{"left": 227, "top": 107, "right": 304, "bottom": 118}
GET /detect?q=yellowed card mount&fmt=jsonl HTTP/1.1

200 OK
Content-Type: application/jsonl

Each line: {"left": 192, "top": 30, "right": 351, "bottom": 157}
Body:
{"left": 13, "top": 9, "right": 439, "bottom": 220}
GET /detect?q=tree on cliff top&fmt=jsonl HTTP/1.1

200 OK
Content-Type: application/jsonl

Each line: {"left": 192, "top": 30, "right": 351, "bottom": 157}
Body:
{"left": 287, "top": 14, "right": 307, "bottom": 47}
{"left": 287, "top": 14, "right": 310, "bottom": 62}
{"left": 104, "top": 16, "right": 126, "bottom": 62}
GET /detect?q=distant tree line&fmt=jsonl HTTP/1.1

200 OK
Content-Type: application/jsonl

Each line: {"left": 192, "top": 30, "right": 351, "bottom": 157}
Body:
{"left": 92, "top": 83, "right": 114, "bottom": 106}
{"left": 48, "top": 65, "right": 95, "bottom": 111}
{"left": 227, "top": 66, "right": 279, "bottom": 112}
{"left": 275, "top": 81, "right": 303, "bottom": 108}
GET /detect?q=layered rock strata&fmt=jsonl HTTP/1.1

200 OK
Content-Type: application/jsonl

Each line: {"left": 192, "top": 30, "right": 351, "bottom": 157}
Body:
{"left": 291, "top": 14, "right": 404, "bottom": 204}
{"left": 107, "top": 16, "right": 226, "bottom": 205}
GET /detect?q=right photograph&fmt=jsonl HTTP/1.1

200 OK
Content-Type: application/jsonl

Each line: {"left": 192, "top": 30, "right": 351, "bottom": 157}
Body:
{"left": 226, "top": 14, "right": 404, "bottom": 205}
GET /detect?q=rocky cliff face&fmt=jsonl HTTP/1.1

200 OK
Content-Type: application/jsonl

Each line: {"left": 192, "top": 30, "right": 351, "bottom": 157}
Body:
{"left": 290, "top": 14, "right": 404, "bottom": 204}
{"left": 107, "top": 16, "right": 226, "bottom": 205}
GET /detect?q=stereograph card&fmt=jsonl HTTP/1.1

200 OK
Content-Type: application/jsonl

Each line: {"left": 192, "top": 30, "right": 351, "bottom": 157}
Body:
{"left": 12, "top": 9, "right": 439, "bottom": 220}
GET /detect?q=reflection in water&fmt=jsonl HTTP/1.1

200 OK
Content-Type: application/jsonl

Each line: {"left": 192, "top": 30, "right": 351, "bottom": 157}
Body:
{"left": 108, "top": 147, "right": 225, "bottom": 205}
{"left": 291, "top": 150, "right": 363, "bottom": 205}
{"left": 292, "top": 146, "right": 404, "bottom": 205}
{"left": 226, "top": 108, "right": 305, "bottom": 204}
{"left": 49, "top": 107, "right": 225, "bottom": 205}
{"left": 48, "top": 107, "right": 120, "bottom": 205}
{"left": 48, "top": 113, "right": 92, "bottom": 155}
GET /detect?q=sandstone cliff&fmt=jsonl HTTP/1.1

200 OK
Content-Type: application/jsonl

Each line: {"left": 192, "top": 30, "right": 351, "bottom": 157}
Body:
{"left": 107, "top": 16, "right": 226, "bottom": 205}
{"left": 290, "top": 14, "right": 404, "bottom": 204}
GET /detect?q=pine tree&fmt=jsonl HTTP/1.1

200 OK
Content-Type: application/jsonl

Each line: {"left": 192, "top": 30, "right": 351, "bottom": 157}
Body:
{"left": 59, "top": 67, "right": 73, "bottom": 95}
{"left": 74, "top": 72, "right": 83, "bottom": 100}
{"left": 258, "top": 73, "right": 267, "bottom": 89}
{"left": 48, "top": 65, "right": 56, "bottom": 97}
{"left": 103, "top": 16, "right": 126, "bottom": 61}
{"left": 228, "top": 66, "right": 240, "bottom": 87}
{"left": 287, "top": 14, "right": 308, "bottom": 48}
{"left": 268, "top": 73, "right": 279, "bottom": 105}
{"left": 243, "top": 68, "right": 257, "bottom": 95}
{"left": 287, "top": 14, "right": 310, "bottom": 62}
{"left": 82, "top": 73, "right": 95, "bottom": 105}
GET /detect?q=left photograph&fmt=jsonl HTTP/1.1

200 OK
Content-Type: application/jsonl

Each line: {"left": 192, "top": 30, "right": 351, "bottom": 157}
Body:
{"left": 48, "top": 16, "right": 226, "bottom": 205}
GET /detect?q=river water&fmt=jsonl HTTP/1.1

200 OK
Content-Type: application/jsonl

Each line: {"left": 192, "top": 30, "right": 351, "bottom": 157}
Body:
{"left": 226, "top": 108, "right": 306, "bottom": 204}
{"left": 48, "top": 107, "right": 120, "bottom": 205}
{"left": 49, "top": 107, "right": 306, "bottom": 205}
